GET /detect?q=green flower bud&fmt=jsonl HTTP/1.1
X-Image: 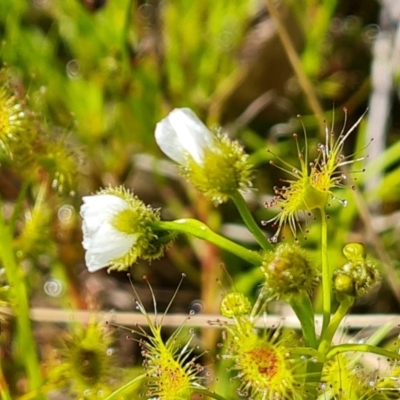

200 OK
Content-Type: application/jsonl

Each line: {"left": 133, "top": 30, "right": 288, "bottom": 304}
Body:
{"left": 333, "top": 273, "right": 355, "bottom": 296}
{"left": 220, "top": 292, "right": 251, "bottom": 318}
{"left": 343, "top": 242, "right": 366, "bottom": 262}
{"left": 261, "top": 243, "right": 319, "bottom": 300}
{"left": 333, "top": 243, "right": 380, "bottom": 298}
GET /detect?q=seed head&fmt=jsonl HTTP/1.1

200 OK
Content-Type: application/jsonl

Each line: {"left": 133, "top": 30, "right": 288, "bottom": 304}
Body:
{"left": 261, "top": 243, "right": 320, "bottom": 301}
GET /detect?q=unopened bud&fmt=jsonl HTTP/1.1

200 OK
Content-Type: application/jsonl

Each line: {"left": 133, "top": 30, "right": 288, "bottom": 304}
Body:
{"left": 220, "top": 292, "right": 251, "bottom": 318}
{"left": 333, "top": 243, "right": 380, "bottom": 298}
{"left": 261, "top": 243, "right": 319, "bottom": 300}
{"left": 333, "top": 273, "right": 355, "bottom": 296}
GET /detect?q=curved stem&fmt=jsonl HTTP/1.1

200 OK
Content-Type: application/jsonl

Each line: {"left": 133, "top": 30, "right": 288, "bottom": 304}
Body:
{"left": 320, "top": 207, "right": 331, "bottom": 336}
{"left": 230, "top": 191, "right": 272, "bottom": 250}
{"left": 326, "top": 343, "right": 400, "bottom": 361}
{"left": 152, "top": 219, "right": 263, "bottom": 265}
{"left": 318, "top": 295, "right": 354, "bottom": 356}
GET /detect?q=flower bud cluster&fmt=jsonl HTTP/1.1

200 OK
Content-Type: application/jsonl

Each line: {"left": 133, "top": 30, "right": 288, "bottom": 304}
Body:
{"left": 261, "top": 243, "right": 320, "bottom": 300}
{"left": 333, "top": 243, "right": 380, "bottom": 298}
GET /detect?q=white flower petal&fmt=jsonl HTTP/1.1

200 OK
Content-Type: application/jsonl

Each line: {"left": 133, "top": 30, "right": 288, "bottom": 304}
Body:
{"left": 84, "top": 224, "right": 137, "bottom": 272}
{"left": 155, "top": 108, "right": 214, "bottom": 165}
{"left": 80, "top": 194, "right": 137, "bottom": 272}
{"left": 155, "top": 116, "right": 187, "bottom": 164}
{"left": 80, "top": 195, "right": 127, "bottom": 234}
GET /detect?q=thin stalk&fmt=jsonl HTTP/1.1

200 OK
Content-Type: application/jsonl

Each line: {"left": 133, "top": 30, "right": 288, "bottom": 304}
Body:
{"left": 0, "top": 209, "right": 43, "bottom": 393}
{"left": 265, "top": 0, "right": 325, "bottom": 133}
{"left": 230, "top": 191, "right": 272, "bottom": 250}
{"left": 320, "top": 208, "right": 331, "bottom": 335}
{"left": 318, "top": 295, "right": 354, "bottom": 356}
{"left": 152, "top": 219, "right": 263, "bottom": 265}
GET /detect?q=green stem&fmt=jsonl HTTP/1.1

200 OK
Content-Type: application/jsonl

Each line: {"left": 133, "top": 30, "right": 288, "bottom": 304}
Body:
{"left": 152, "top": 219, "right": 263, "bottom": 265}
{"left": 292, "top": 291, "right": 321, "bottom": 398}
{"left": 326, "top": 343, "right": 400, "bottom": 361}
{"left": 0, "top": 209, "right": 43, "bottom": 393}
{"left": 318, "top": 295, "right": 354, "bottom": 356}
{"left": 230, "top": 191, "right": 272, "bottom": 250}
{"left": 320, "top": 208, "right": 331, "bottom": 336}
{"left": 290, "top": 346, "right": 323, "bottom": 361}
{"left": 289, "top": 292, "right": 317, "bottom": 348}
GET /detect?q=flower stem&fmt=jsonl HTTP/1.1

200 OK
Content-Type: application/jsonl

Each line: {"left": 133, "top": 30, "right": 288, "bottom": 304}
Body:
{"left": 320, "top": 207, "right": 331, "bottom": 335}
{"left": 230, "top": 191, "right": 272, "bottom": 250}
{"left": 152, "top": 219, "right": 263, "bottom": 265}
{"left": 0, "top": 208, "right": 43, "bottom": 394}
{"left": 289, "top": 292, "right": 317, "bottom": 348}
{"left": 318, "top": 295, "right": 354, "bottom": 356}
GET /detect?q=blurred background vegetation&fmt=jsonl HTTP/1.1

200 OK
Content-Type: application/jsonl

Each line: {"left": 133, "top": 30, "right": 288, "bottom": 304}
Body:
{"left": 0, "top": 0, "right": 400, "bottom": 398}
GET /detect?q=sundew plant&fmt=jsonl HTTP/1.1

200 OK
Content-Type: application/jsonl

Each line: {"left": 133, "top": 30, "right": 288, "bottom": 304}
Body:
{"left": 1, "top": 1, "right": 400, "bottom": 400}
{"left": 79, "top": 108, "right": 395, "bottom": 400}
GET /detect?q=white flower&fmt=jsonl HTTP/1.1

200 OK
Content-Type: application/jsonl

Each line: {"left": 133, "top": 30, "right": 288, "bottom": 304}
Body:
{"left": 154, "top": 108, "right": 253, "bottom": 205}
{"left": 80, "top": 187, "right": 167, "bottom": 273}
{"left": 80, "top": 194, "right": 137, "bottom": 272}
{"left": 154, "top": 108, "right": 215, "bottom": 165}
